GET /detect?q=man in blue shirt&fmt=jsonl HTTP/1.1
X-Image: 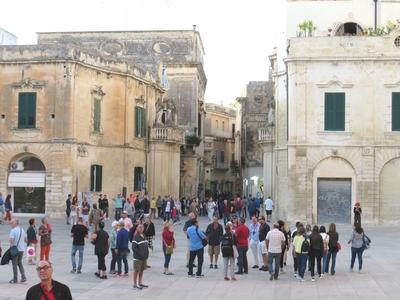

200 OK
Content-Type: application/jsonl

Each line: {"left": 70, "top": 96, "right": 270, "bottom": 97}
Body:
{"left": 114, "top": 193, "right": 124, "bottom": 221}
{"left": 116, "top": 221, "right": 129, "bottom": 276}
{"left": 249, "top": 216, "right": 261, "bottom": 269}
{"left": 187, "top": 219, "right": 207, "bottom": 277}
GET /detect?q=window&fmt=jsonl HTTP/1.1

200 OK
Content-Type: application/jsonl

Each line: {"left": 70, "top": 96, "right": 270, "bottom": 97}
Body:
{"left": 93, "top": 98, "right": 101, "bottom": 132}
{"left": 392, "top": 92, "right": 400, "bottom": 131}
{"left": 216, "top": 120, "right": 219, "bottom": 130}
{"left": 134, "top": 167, "right": 144, "bottom": 191}
{"left": 18, "top": 92, "right": 36, "bottom": 128}
{"left": 135, "top": 107, "right": 146, "bottom": 138}
{"left": 220, "top": 151, "right": 225, "bottom": 163}
{"left": 232, "top": 124, "right": 235, "bottom": 138}
{"left": 90, "top": 164, "right": 102, "bottom": 192}
{"left": 197, "top": 113, "right": 202, "bottom": 136}
{"left": 325, "top": 93, "right": 345, "bottom": 131}
{"left": 222, "top": 121, "right": 225, "bottom": 131}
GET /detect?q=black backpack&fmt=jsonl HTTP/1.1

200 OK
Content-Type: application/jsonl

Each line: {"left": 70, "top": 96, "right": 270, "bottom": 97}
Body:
{"left": 221, "top": 234, "right": 233, "bottom": 257}
{"left": 301, "top": 236, "right": 310, "bottom": 253}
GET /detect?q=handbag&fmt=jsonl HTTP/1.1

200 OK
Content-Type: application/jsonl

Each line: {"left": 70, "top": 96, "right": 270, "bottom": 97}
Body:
{"left": 363, "top": 234, "right": 371, "bottom": 249}
{"left": 196, "top": 228, "right": 208, "bottom": 247}
{"left": 10, "top": 229, "right": 22, "bottom": 257}
{"left": 335, "top": 242, "right": 341, "bottom": 252}
{"left": 163, "top": 238, "right": 174, "bottom": 255}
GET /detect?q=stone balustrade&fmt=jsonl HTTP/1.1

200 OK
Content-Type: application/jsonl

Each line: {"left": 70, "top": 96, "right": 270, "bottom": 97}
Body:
{"left": 258, "top": 127, "right": 275, "bottom": 143}
{"left": 151, "top": 127, "right": 185, "bottom": 144}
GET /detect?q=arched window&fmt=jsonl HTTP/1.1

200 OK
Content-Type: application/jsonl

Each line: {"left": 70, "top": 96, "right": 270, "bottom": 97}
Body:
{"left": 335, "top": 22, "right": 364, "bottom": 36}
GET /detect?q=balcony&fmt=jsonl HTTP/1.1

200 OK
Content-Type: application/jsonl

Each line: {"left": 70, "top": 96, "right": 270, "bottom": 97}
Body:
{"left": 214, "top": 161, "right": 229, "bottom": 171}
{"left": 258, "top": 127, "right": 275, "bottom": 144}
{"left": 230, "top": 160, "right": 240, "bottom": 173}
{"left": 151, "top": 127, "right": 185, "bottom": 144}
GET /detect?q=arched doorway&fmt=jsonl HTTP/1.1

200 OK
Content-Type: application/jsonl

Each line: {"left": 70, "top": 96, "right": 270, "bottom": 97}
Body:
{"left": 313, "top": 157, "right": 356, "bottom": 224}
{"left": 335, "top": 22, "right": 364, "bottom": 36}
{"left": 7, "top": 155, "right": 46, "bottom": 214}
{"left": 380, "top": 158, "right": 400, "bottom": 222}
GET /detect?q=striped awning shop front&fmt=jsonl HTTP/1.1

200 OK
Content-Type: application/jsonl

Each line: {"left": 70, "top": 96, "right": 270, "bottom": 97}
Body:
{"left": 8, "top": 172, "right": 46, "bottom": 187}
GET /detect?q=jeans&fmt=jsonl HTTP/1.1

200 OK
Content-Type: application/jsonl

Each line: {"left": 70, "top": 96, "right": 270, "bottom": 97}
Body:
{"left": 297, "top": 253, "right": 308, "bottom": 279}
{"left": 223, "top": 257, "right": 235, "bottom": 277}
{"left": 12, "top": 251, "right": 26, "bottom": 282}
{"left": 71, "top": 245, "right": 84, "bottom": 271}
{"left": 250, "top": 240, "right": 260, "bottom": 266}
{"left": 188, "top": 248, "right": 204, "bottom": 276}
{"left": 97, "top": 254, "right": 106, "bottom": 271}
{"left": 237, "top": 246, "right": 248, "bottom": 273}
{"left": 164, "top": 212, "right": 171, "bottom": 221}
{"left": 293, "top": 251, "right": 298, "bottom": 272}
{"left": 223, "top": 213, "right": 230, "bottom": 225}
{"left": 325, "top": 250, "right": 337, "bottom": 275}
{"left": 117, "top": 249, "right": 129, "bottom": 274}
{"left": 350, "top": 247, "right": 364, "bottom": 270}
{"left": 322, "top": 250, "right": 328, "bottom": 275}
{"left": 268, "top": 252, "right": 281, "bottom": 278}
{"left": 309, "top": 249, "right": 322, "bottom": 277}
{"left": 163, "top": 245, "right": 172, "bottom": 269}
{"left": 110, "top": 248, "right": 117, "bottom": 271}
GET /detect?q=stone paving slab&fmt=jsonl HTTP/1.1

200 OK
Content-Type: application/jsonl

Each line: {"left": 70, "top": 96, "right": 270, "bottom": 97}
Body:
{"left": 0, "top": 216, "right": 399, "bottom": 299}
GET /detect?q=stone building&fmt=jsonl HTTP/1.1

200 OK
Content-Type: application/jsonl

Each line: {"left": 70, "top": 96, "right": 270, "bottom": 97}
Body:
{"left": 235, "top": 81, "right": 274, "bottom": 198}
{"left": 271, "top": 0, "right": 400, "bottom": 224}
{"left": 0, "top": 42, "right": 184, "bottom": 215}
{"left": 36, "top": 29, "right": 207, "bottom": 200}
{"left": 203, "top": 103, "right": 239, "bottom": 196}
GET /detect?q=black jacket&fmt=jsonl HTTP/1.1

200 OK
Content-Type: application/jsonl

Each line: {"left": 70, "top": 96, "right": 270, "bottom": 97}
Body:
{"left": 25, "top": 280, "right": 72, "bottom": 300}
{"left": 206, "top": 223, "right": 223, "bottom": 246}
{"left": 132, "top": 234, "right": 149, "bottom": 261}
{"left": 259, "top": 223, "right": 270, "bottom": 242}
{"left": 144, "top": 222, "right": 155, "bottom": 237}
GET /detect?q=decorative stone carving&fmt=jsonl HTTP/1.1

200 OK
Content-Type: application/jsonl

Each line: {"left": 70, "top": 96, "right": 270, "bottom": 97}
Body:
{"left": 100, "top": 40, "right": 124, "bottom": 55}
{"left": 77, "top": 144, "right": 88, "bottom": 157}
{"left": 316, "top": 77, "right": 354, "bottom": 88}
{"left": 12, "top": 78, "right": 46, "bottom": 89}
{"left": 155, "top": 98, "right": 177, "bottom": 126}
{"left": 362, "top": 147, "right": 374, "bottom": 156}
{"left": 91, "top": 85, "right": 106, "bottom": 96}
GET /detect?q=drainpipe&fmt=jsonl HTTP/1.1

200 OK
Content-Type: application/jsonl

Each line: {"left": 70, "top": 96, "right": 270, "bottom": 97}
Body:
{"left": 374, "top": 0, "right": 378, "bottom": 31}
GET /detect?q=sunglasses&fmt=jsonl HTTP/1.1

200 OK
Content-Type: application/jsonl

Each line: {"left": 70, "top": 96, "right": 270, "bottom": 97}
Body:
{"left": 36, "top": 265, "right": 51, "bottom": 272}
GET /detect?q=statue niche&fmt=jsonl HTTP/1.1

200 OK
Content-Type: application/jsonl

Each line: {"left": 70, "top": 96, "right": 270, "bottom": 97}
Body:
{"left": 155, "top": 98, "right": 177, "bottom": 126}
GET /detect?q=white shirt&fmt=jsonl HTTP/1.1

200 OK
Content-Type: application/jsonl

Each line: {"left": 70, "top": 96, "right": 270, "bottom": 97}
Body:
{"left": 264, "top": 198, "right": 274, "bottom": 211}
{"left": 9, "top": 226, "right": 27, "bottom": 252}
{"left": 265, "top": 228, "right": 285, "bottom": 254}
{"left": 165, "top": 201, "right": 171, "bottom": 212}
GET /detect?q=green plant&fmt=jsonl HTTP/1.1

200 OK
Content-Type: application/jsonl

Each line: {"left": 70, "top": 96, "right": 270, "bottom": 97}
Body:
{"left": 298, "top": 20, "right": 317, "bottom": 37}
{"left": 185, "top": 134, "right": 202, "bottom": 146}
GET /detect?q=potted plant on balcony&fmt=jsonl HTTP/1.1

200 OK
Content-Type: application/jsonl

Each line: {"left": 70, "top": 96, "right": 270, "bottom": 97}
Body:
{"left": 185, "top": 134, "right": 202, "bottom": 147}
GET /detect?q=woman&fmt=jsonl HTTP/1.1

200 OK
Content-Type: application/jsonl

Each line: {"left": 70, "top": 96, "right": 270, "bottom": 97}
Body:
{"left": 38, "top": 217, "right": 52, "bottom": 261}
{"left": 309, "top": 225, "right": 323, "bottom": 281}
{"left": 325, "top": 223, "right": 339, "bottom": 275}
{"left": 354, "top": 202, "right": 362, "bottom": 226}
{"left": 150, "top": 197, "right": 156, "bottom": 219}
{"left": 278, "top": 220, "right": 289, "bottom": 273}
{"left": 162, "top": 221, "right": 175, "bottom": 275}
{"left": 108, "top": 221, "right": 119, "bottom": 275}
{"left": 70, "top": 196, "right": 78, "bottom": 225}
{"left": 92, "top": 221, "right": 109, "bottom": 279}
{"left": 319, "top": 225, "right": 329, "bottom": 277}
{"left": 27, "top": 218, "right": 38, "bottom": 265}
{"left": 4, "top": 194, "right": 12, "bottom": 222}
{"left": 143, "top": 217, "right": 155, "bottom": 251}
{"left": 221, "top": 224, "right": 237, "bottom": 281}
{"left": 207, "top": 198, "right": 216, "bottom": 221}
{"left": 293, "top": 225, "right": 308, "bottom": 281}
{"left": 348, "top": 224, "right": 365, "bottom": 273}
{"left": 89, "top": 204, "right": 104, "bottom": 232}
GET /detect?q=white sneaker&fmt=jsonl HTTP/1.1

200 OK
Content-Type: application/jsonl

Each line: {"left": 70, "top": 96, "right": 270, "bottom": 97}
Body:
{"left": 294, "top": 273, "right": 298, "bottom": 278}
{"left": 358, "top": 269, "right": 363, "bottom": 274}
{"left": 311, "top": 277, "right": 315, "bottom": 282}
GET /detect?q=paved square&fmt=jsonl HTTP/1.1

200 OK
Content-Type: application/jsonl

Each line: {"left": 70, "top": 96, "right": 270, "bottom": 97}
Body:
{"left": 0, "top": 217, "right": 399, "bottom": 300}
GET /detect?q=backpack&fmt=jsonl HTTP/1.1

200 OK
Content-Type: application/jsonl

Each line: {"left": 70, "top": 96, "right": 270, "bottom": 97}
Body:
{"left": 301, "top": 236, "right": 310, "bottom": 253}
{"left": 363, "top": 234, "right": 371, "bottom": 249}
{"left": 221, "top": 234, "right": 233, "bottom": 257}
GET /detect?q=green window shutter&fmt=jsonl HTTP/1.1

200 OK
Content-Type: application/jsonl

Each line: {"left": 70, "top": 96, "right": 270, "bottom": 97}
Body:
{"left": 135, "top": 106, "right": 140, "bottom": 137}
{"left": 325, "top": 93, "right": 345, "bottom": 131}
{"left": 392, "top": 93, "right": 400, "bottom": 131}
{"left": 93, "top": 99, "right": 101, "bottom": 132}
{"left": 90, "top": 165, "right": 103, "bottom": 192}
{"left": 134, "top": 167, "right": 143, "bottom": 191}
{"left": 141, "top": 108, "right": 147, "bottom": 137}
{"left": 135, "top": 107, "right": 146, "bottom": 138}
{"left": 18, "top": 92, "right": 36, "bottom": 128}
{"left": 90, "top": 165, "right": 95, "bottom": 191}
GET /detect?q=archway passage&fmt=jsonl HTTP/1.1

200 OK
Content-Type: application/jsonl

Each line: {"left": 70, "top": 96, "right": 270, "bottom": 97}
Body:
{"left": 380, "top": 158, "right": 400, "bottom": 222}
{"left": 335, "top": 22, "right": 364, "bottom": 36}
{"left": 8, "top": 155, "right": 46, "bottom": 214}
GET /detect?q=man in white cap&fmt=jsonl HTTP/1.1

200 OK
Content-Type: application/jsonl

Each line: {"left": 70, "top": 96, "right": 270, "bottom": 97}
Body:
{"left": 119, "top": 210, "right": 133, "bottom": 231}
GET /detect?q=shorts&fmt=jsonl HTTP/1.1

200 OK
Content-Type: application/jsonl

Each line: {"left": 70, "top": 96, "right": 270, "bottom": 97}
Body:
{"left": 266, "top": 210, "right": 272, "bottom": 216}
{"left": 208, "top": 245, "right": 221, "bottom": 256}
{"left": 260, "top": 240, "right": 268, "bottom": 254}
{"left": 82, "top": 214, "right": 89, "bottom": 223}
{"left": 133, "top": 259, "right": 147, "bottom": 272}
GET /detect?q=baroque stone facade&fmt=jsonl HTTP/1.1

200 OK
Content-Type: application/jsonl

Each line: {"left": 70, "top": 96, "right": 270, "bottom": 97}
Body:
{"left": 0, "top": 42, "right": 183, "bottom": 215}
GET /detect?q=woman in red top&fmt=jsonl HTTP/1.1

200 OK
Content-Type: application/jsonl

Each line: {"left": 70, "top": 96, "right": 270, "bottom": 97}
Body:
{"left": 162, "top": 221, "right": 175, "bottom": 275}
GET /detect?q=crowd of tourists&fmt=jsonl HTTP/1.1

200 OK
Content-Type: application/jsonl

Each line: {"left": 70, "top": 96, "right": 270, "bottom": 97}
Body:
{"left": 0, "top": 191, "right": 371, "bottom": 298}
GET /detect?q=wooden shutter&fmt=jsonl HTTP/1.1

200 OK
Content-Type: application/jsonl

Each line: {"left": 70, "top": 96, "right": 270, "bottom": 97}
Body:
{"left": 93, "top": 99, "right": 101, "bottom": 132}
{"left": 91, "top": 165, "right": 102, "bottom": 192}
{"left": 325, "top": 93, "right": 345, "bottom": 131}
{"left": 141, "top": 108, "right": 147, "bottom": 137}
{"left": 18, "top": 92, "right": 36, "bottom": 128}
{"left": 392, "top": 93, "right": 400, "bottom": 131}
{"left": 135, "top": 106, "right": 140, "bottom": 137}
{"left": 90, "top": 165, "right": 95, "bottom": 191}
{"left": 134, "top": 167, "right": 143, "bottom": 191}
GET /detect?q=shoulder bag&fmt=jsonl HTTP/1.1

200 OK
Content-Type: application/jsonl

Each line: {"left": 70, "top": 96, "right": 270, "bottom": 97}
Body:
{"left": 196, "top": 228, "right": 208, "bottom": 247}
{"left": 10, "top": 228, "right": 22, "bottom": 257}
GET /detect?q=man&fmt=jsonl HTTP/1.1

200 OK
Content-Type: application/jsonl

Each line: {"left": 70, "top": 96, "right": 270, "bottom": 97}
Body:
{"left": 235, "top": 195, "right": 242, "bottom": 218}
{"left": 258, "top": 216, "right": 270, "bottom": 271}
{"left": 70, "top": 217, "right": 88, "bottom": 274}
{"left": 65, "top": 194, "right": 72, "bottom": 225}
{"left": 205, "top": 216, "right": 223, "bottom": 269}
{"left": 119, "top": 210, "right": 133, "bottom": 231}
{"left": 141, "top": 196, "right": 150, "bottom": 218}
{"left": 183, "top": 212, "right": 197, "bottom": 268}
{"left": 264, "top": 196, "right": 274, "bottom": 222}
{"left": 291, "top": 221, "right": 301, "bottom": 277}
{"left": 114, "top": 193, "right": 124, "bottom": 221}
{"left": 187, "top": 219, "right": 206, "bottom": 277}
{"left": 9, "top": 219, "right": 27, "bottom": 283}
{"left": 248, "top": 196, "right": 256, "bottom": 219}
{"left": 249, "top": 216, "right": 260, "bottom": 269}
{"left": 242, "top": 196, "right": 248, "bottom": 219}
{"left": 81, "top": 198, "right": 90, "bottom": 226}
{"left": 156, "top": 195, "right": 163, "bottom": 219}
{"left": 132, "top": 224, "right": 149, "bottom": 290}
{"left": 265, "top": 223, "right": 286, "bottom": 280}
{"left": 235, "top": 217, "right": 249, "bottom": 275}
{"left": 25, "top": 260, "right": 72, "bottom": 300}
{"left": 102, "top": 195, "right": 109, "bottom": 220}
{"left": 116, "top": 220, "right": 129, "bottom": 276}
{"left": 89, "top": 204, "right": 104, "bottom": 232}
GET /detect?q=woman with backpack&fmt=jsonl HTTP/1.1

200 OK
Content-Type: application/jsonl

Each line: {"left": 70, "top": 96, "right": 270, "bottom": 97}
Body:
{"left": 319, "top": 225, "right": 330, "bottom": 277}
{"left": 221, "top": 224, "right": 237, "bottom": 281}
{"left": 293, "top": 225, "right": 309, "bottom": 281}
{"left": 325, "top": 223, "right": 339, "bottom": 275}
{"left": 309, "top": 225, "right": 323, "bottom": 281}
{"left": 348, "top": 223, "right": 366, "bottom": 273}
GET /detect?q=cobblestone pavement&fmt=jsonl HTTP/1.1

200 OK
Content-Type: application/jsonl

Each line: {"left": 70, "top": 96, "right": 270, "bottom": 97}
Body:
{"left": 0, "top": 216, "right": 399, "bottom": 300}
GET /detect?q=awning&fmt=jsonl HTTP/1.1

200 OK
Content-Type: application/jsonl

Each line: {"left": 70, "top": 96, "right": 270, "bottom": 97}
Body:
{"left": 8, "top": 172, "right": 46, "bottom": 187}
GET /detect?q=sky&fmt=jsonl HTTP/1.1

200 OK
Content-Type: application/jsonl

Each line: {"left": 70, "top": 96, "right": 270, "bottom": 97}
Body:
{"left": 1, "top": 0, "right": 285, "bottom": 106}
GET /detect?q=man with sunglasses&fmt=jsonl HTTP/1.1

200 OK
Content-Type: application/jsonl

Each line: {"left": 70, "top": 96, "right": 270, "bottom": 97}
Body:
{"left": 25, "top": 260, "right": 72, "bottom": 300}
